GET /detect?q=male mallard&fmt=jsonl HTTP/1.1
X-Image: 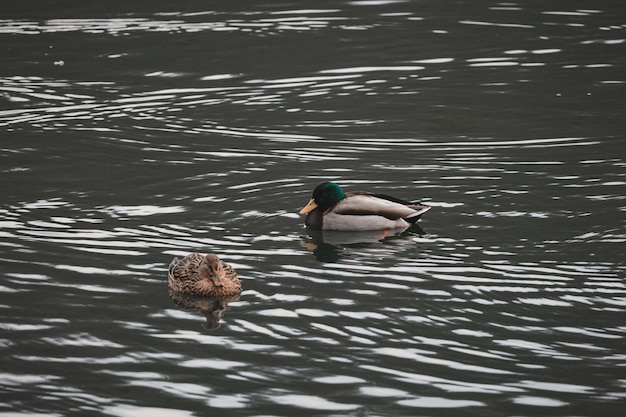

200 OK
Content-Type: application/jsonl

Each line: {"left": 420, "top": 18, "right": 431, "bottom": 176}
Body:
{"left": 168, "top": 253, "right": 241, "bottom": 297}
{"left": 299, "top": 182, "right": 430, "bottom": 231}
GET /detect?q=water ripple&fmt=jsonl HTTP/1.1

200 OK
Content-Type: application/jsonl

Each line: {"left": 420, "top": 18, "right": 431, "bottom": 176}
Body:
{"left": 0, "top": 12, "right": 353, "bottom": 36}
{"left": 2, "top": 3, "right": 625, "bottom": 416}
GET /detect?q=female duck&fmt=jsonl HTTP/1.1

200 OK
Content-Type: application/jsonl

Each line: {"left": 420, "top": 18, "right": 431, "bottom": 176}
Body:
{"left": 168, "top": 253, "right": 241, "bottom": 297}
{"left": 299, "top": 182, "right": 430, "bottom": 231}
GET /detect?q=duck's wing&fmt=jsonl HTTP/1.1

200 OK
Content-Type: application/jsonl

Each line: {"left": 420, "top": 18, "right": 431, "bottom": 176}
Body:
{"left": 371, "top": 193, "right": 417, "bottom": 206}
{"left": 373, "top": 193, "right": 431, "bottom": 222}
{"left": 334, "top": 192, "right": 429, "bottom": 221}
{"left": 169, "top": 253, "right": 203, "bottom": 280}
{"left": 219, "top": 261, "right": 242, "bottom": 294}
{"left": 221, "top": 261, "right": 238, "bottom": 281}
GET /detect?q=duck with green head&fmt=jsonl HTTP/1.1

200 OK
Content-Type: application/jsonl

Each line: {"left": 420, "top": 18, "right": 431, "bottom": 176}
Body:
{"left": 299, "top": 182, "right": 430, "bottom": 231}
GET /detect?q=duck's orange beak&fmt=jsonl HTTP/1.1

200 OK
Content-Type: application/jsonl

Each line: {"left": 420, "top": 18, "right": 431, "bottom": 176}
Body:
{"left": 299, "top": 198, "right": 318, "bottom": 215}
{"left": 211, "top": 274, "right": 224, "bottom": 287}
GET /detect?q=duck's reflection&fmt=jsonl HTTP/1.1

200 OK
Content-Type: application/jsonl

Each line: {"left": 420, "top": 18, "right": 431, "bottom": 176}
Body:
{"left": 302, "top": 224, "right": 427, "bottom": 262}
{"left": 169, "top": 291, "right": 240, "bottom": 330}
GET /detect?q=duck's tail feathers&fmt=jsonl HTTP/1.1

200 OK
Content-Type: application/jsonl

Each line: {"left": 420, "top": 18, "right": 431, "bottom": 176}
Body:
{"left": 405, "top": 205, "right": 431, "bottom": 223}
{"left": 168, "top": 257, "right": 179, "bottom": 276}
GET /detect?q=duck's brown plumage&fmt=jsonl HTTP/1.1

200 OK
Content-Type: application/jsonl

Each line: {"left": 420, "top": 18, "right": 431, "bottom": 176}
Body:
{"left": 168, "top": 253, "right": 241, "bottom": 297}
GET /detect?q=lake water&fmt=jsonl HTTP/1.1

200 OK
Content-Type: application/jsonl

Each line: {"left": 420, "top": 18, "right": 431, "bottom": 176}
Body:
{"left": 1, "top": 1, "right": 625, "bottom": 416}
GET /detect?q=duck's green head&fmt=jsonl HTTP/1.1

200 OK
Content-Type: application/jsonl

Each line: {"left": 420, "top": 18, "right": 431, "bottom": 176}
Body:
{"left": 299, "top": 182, "right": 345, "bottom": 214}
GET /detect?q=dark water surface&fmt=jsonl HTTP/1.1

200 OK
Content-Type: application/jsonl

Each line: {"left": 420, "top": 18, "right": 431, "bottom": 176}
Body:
{"left": 1, "top": 1, "right": 625, "bottom": 416}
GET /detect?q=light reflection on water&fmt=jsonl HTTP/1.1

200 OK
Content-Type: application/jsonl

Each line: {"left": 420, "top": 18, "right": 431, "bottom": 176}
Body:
{"left": 2, "top": 1, "right": 626, "bottom": 416}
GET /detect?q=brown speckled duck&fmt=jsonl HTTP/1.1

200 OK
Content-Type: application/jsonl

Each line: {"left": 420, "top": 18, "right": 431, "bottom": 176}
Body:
{"left": 168, "top": 253, "right": 241, "bottom": 297}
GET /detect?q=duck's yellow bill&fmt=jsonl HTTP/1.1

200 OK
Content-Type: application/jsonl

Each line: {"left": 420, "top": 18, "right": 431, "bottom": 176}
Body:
{"left": 299, "top": 198, "right": 318, "bottom": 215}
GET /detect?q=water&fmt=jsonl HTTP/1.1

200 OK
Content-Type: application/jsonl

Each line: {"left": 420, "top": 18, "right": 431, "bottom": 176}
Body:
{"left": 1, "top": 1, "right": 625, "bottom": 416}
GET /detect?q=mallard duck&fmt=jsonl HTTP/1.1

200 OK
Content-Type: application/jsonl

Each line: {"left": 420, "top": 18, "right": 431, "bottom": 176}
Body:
{"left": 299, "top": 182, "right": 430, "bottom": 231}
{"left": 168, "top": 253, "right": 241, "bottom": 297}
